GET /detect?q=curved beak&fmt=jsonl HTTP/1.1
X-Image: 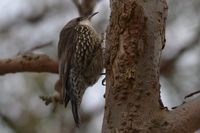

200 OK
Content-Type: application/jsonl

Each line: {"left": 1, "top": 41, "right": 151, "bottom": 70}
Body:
{"left": 88, "top": 12, "right": 98, "bottom": 19}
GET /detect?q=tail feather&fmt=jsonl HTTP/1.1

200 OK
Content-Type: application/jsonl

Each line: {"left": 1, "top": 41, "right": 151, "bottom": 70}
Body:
{"left": 64, "top": 96, "right": 69, "bottom": 108}
{"left": 64, "top": 72, "right": 80, "bottom": 127}
{"left": 71, "top": 100, "right": 80, "bottom": 127}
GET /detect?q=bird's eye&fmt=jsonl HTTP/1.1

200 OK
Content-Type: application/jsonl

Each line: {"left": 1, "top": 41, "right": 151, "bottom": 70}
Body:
{"left": 77, "top": 18, "right": 81, "bottom": 21}
{"left": 77, "top": 16, "right": 86, "bottom": 21}
{"left": 77, "top": 17, "right": 83, "bottom": 21}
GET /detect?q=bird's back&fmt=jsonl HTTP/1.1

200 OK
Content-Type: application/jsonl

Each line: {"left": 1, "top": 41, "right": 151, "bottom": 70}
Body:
{"left": 58, "top": 19, "right": 103, "bottom": 126}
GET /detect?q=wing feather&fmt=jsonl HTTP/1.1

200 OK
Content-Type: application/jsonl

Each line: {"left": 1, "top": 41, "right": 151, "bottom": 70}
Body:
{"left": 58, "top": 27, "right": 77, "bottom": 104}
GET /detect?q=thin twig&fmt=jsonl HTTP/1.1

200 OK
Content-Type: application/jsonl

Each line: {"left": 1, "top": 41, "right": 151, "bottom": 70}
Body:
{"left": 17, "top": 41, "right": 53, "bottom": 55}
{"left": 184, "top": 90, "right": 200, "bottom": 99}
{"left": 27, "top": 41, "right": 53, "bottom": 52}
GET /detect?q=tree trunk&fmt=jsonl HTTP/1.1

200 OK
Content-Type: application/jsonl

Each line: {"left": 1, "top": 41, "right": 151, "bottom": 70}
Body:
{"left": 102, "top": 0, "right": 167, "bottom": 132}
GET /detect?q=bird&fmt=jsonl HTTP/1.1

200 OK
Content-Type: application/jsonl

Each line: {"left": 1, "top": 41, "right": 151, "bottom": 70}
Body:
{"left": 57, "top": 12, "right": 103, "bottom": 127}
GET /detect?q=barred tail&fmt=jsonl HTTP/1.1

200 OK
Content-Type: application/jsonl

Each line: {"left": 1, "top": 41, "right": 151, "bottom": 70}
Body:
{"left": 65, "top": 77, "right": 80, "bottom": 127}
{"left": 64, "top": 95, "right": 69, "bottom": 107}
{"left": 71, "top": 100, "right": 80, "bottom": 127}
{"left": 63, "top": 80, "right": 70, "bottom": 107}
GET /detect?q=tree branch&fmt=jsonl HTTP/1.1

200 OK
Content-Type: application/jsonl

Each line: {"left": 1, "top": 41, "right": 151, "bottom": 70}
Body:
{"left": 0, "top": 53, "right": 58, "bottom": 75}
{"left": 102, "top": 0, "right": 168, "bottom": 132}
{"left": 165, "top": 96, "right": 200, "bottom": 133}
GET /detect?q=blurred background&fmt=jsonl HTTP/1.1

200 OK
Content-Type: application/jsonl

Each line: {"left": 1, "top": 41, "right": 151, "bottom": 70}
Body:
{"left": 0, "top": 0, "right": 199, "bottom": 133}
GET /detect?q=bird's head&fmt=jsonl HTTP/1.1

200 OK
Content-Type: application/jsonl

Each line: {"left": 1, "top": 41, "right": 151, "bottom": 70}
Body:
{"left": 65, "top": 12, "right": 98, "bottom": 28}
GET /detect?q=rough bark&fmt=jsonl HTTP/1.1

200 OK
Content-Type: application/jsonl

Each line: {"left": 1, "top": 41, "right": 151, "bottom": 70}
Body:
{"left": 102, "top": 0, "right": 168, "bottom": 132}
{"left": 102, "top": 0, "right": 200, "bottom": 132}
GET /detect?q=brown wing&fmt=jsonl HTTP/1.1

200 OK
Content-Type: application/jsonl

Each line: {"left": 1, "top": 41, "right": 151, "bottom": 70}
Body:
{"left": 58, "top": 27, "right": 72, "bottom": 59}
{"left": 58, "top": 27, "right": 77, "bottom": 104}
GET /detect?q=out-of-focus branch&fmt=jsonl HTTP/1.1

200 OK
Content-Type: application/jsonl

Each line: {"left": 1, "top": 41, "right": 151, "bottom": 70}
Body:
{"left": 0, "top": 5, "right": 49, "bottom": 32}
{"left": 18, "top": 41, "right": 53, "bottom": 55}
{"left": 165, "top": 96, "right": 200, "bottom": 133}
{"left": 0, "top": 112, "right": 22, "bottom": 133}
{"left": 0, "top": 53, "right": 58, "bottom": 75}
{"left": 161, "top": 29, "right": 200, "bottom": 75}
{"left": 72, "top": 0, "right": 99, "bottom": 16}
{"left": 72, "top": 0, "right": 81, "bottom": 12}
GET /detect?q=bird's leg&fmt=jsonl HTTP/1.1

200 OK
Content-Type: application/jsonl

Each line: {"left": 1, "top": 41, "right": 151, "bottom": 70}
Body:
{"left": 101, "top": 72, "right": 106, "bottom": 75}
{"left": 102, "top": 77, "right": 106, "bottom": 86}
{"left": 101, "top": 72, "right": 106, "bottom": 86}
